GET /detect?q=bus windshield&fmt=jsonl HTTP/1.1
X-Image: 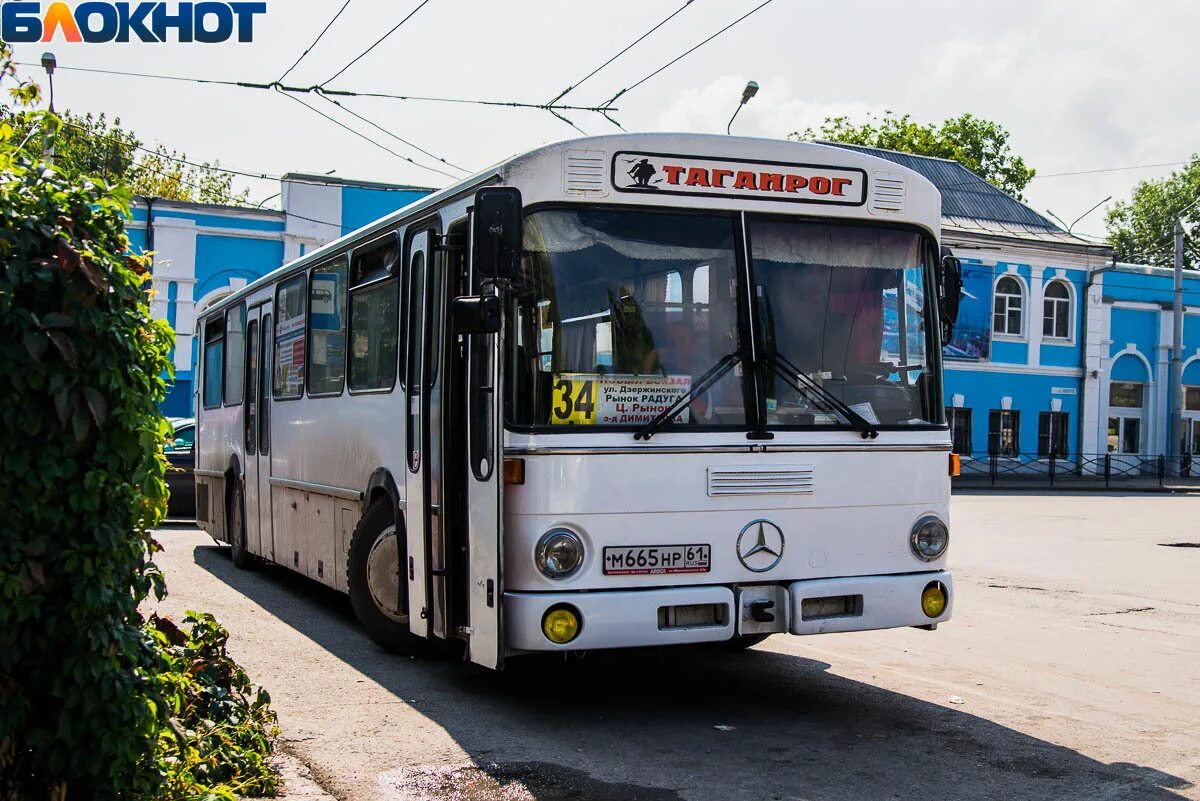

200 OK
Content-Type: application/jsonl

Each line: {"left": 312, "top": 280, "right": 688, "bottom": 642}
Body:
{"left": 507, "top": 207, "right": 938, "bottom": 431}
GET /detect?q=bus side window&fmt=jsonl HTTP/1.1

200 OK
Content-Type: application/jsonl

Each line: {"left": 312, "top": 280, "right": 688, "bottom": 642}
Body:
{"left": 202, "top": 315, "right": 225, "bottom": 409}
{"left": 307, "top": 257, "right": 348, "bottom": 396}
{"left": 274, "top": 275, "right": 307, "bottom": 399}
{"left": 224, "top": 303, "right": 246, "bottom": 406}
{"left": 260, "top": 314, "right": 272, "bottom": 453}
{"left": 348, "top": 234, "right": 401, "bottom": 392}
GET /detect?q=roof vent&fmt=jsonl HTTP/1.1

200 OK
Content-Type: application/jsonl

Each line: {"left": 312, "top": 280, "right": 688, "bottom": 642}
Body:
{"left": 563, "top": 149, "right": 608, "bottom": 198}
{"left": 869, "top": 172, "right": 905, "bottom": 214}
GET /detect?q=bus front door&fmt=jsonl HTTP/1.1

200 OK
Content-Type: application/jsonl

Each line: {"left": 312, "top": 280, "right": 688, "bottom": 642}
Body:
{"left": 243, "top": 303, "right": 274, "bottom": 559}
{"left": 403, "top": 229, "right": 438, "bottom": 639}
{"left": 461, "top": 268, "right": 504, "bottom": 669}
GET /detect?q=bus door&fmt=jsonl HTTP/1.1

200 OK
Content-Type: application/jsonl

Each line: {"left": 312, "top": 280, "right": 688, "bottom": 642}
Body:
{"left": 242, "top": 302, "right": 274, "bottom": 558}
{"left": 403, "top": 228, "right": 441, "bottom": 639}
{"left": 458, "top": 188, "right": 520, "bottom": 669}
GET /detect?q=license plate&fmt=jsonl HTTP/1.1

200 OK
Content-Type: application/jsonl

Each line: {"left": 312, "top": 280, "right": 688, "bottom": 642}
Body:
{"left": 603, "top": 544, "right": 711, "bottom": 576}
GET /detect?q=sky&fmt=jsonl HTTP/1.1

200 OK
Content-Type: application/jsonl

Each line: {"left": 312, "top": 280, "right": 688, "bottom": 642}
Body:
{"left": 7, "top": 0, "right": 1199, "bottom": 238}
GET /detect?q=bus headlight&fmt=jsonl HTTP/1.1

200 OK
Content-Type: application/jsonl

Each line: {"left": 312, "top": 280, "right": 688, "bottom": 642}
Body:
{"left": 535, "top": 529, "right": 584, "bottom": 579}
{"left": 910, "top": 516, "right": 949, "bottom": 562}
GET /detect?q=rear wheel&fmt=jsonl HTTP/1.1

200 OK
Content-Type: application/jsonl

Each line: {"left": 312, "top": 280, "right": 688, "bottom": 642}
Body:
{"left": 227, "top": 480, "right": 254, "bottom": 569}
{"left": 348, "top": 498, "right": 422, "bottom": 653}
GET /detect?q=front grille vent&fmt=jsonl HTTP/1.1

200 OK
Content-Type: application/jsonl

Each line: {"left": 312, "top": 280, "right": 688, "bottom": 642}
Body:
{"left": 562, "top": 149, "right": 608, "bottom": 197}
{"left": 869, "top": 172, "right": 906, "bottom": 214}
{"left": 707, "top": 464, "right": 815, "bottom": 497}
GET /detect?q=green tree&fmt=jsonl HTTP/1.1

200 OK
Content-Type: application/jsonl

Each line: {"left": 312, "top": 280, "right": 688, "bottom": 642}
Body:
{"left": 792, "top": 111, "right": 1037, "bottom": 200}
{"left": 0, "top": 106, "right": 250, "bottom": 205}
{"left": 1105, "top": 157, "right": 1200, "bottom": 269}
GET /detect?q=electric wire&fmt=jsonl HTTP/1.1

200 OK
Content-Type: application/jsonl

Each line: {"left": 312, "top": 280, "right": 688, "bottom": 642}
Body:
{"left": 599, "top": 0, "right": 776, "bottom": 108}
{"left": 317, "top": 92, "right": 470, "bottom": 173}
{"left": 275, "top": 87, "right": 459, "bottom": 180}
{"left": 321, "top": 0, "right": 432, "bottom": 86}
{"left": 547, "top": 0, "right": 696, "bottom": 106}
{"left": 278, "top": 0, "right": 354, "bottom": 83}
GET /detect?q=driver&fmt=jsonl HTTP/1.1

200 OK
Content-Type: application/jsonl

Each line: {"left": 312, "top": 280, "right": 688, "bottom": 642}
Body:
{"left": 644, "top": 321, "right": 710, "bottom": 421}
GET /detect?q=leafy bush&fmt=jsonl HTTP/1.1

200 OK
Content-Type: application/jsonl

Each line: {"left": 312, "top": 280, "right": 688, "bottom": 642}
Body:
{"left": 0, "top": 49, "right": 278, "bottom": 800}
{"left": 148, "top": 613, "right": 280, "bottom": 800}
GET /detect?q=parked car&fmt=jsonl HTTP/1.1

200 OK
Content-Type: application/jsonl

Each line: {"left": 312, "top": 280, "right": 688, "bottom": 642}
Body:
{"left": 165, "top": 417, "right": 195, "bottom": 520}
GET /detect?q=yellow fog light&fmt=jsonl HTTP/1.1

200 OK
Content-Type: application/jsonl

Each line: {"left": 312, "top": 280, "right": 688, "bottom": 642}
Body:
{"left": 542, "top": 605, "right": 581, "bottom": 644}
{"left": 921, "top": 582, "right": 948, "bottom": 618}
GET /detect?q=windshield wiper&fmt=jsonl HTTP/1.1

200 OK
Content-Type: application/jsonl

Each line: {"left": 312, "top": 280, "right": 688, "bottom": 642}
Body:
{"left": 634, "top": 349, "right": 744, "bottom": 441}
{"left": 767, "top": 351, "right": 879, "bottom": 439}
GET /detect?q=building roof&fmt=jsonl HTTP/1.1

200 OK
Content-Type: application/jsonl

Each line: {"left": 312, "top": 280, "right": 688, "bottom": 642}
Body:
{"left": 282, "top": 173, "right": 436, "bottom": 193}
{"left": 822, "top": 143, "right": 1060, "bottom": 229}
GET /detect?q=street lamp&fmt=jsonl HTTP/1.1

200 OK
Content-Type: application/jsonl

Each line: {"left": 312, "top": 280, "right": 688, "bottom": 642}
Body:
{"left": 41, "top": 52, "right": 57, "bottom": 113}
{"left": 725, "top": 80, "right": 759, "bottom": 135}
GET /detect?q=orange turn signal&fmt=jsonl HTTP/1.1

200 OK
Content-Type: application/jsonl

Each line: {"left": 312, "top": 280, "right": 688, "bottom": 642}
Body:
{"left": 949, "top": 453, "right": 961, "bottom": 477}
{"left": 503, "top": 457, "right": 525, "bottom": 485}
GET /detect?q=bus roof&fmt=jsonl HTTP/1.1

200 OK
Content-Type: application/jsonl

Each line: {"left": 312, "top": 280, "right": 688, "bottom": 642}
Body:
{"left": 199, "top": 133, "right": 941, "bottom": 319}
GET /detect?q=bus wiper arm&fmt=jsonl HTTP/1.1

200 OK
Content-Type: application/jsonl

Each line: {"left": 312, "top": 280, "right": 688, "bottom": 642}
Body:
{"left": 634, "top": 350, "right": 744, "bottom": 441}
{"left": 769, "top": 352, "right": 879, "bottom": 440}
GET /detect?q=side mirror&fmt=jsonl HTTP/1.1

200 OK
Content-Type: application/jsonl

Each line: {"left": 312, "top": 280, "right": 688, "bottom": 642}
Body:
{"left": 472, "top": 187, "right": 523, "bottom": 284}
{"left": 452, "top": 294, "right": 501, "bottom": 335}
{"left": 937, "top": 250, "right": 963, "bottom": 346}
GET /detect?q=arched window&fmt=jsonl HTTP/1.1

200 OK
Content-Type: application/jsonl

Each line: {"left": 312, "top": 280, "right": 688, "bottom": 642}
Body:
{"left": 993, "top": 276, "right": 1024, "bottom": 336}
{"left": 1043, "top": 280, "right": 1072, "bottom": 340}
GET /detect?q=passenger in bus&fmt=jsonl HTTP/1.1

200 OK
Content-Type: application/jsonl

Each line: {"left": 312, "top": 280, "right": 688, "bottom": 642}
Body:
{"left": 643, "top": 321, "right": 711, "bottom": 421}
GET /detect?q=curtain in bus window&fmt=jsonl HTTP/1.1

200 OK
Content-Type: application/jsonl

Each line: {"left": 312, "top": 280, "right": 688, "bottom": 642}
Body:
{"left": 749, "top": 217, "right": 935, "bottom": 427}
{"left": 223, "top": 304, "right": 246, "bottom": 405}
{"left": 274, "top": 275, "right": 307, "bottom": 398}
{"left": 511, "top": 208, "right": 743, "bottom": 429}
{"left": 349, "top": 279, "right": 399, "bottom": 391}
{"left": 308, "top": 259, "right": 348, "bottom": 395}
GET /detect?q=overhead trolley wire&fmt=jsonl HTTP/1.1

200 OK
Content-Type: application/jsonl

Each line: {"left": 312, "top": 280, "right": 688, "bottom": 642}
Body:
{"left": 599, "top": 0, "right": 777, "bottom": 109}
{"left": 275, "top": 87, "right": 459, "bottom": 180}
{"left": 317, "top": 93, "right": 470, "bottom": 173}
{"left": 546, "top": 0, "right": 696, "bottom": 106}
{"left": 321, "top": 0, "right": 433, "bottom": 86}
{"left": 278, "top": 0, "right": 355, "bottom": 83}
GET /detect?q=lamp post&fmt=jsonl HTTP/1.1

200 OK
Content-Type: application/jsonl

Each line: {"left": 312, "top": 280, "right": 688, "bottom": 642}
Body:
{"left": 40, "top": 52, "right": 57, "bottom": 165}
{"left": 725, "top": 80, "right": 759, "bottom": 135}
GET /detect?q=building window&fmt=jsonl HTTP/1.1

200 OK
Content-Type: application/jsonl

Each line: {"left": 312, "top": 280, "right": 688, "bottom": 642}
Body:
{"left": 223, "top": 303, "right": 246, "bottom": 405}
{"left": 274, "top": 274, "right": 307, "bottom": 399}
{"left": 993, "top": 276, "right": 1024, "bottom": 337}
{"left": 1037, "top": 411, "right": 1069, "bottom": 458}
{"left": 1184, "top": 385, "right": 1200, "bottom": 411}
{"left": 1043, "top": 280, "right": 1071, "bottom": 340}
{"left": 946, "top": 407, "right": 972, "bottom": 455}
{"left": 307, "top": 258, "right": 348, "bottom": 396}
{"left": 988, "top": 409, "right": 1020, "bottom": 456}
{"left": 1107, "top": 381, "right": 1144, "bottom": 454}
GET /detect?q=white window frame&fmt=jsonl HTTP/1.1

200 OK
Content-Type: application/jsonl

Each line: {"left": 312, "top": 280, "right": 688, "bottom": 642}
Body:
{"left": 1042, "top": 279, "right": 1074, "bottom": 343}
{"left": 992, "top": 274, "right": 1027, "bottom": 340}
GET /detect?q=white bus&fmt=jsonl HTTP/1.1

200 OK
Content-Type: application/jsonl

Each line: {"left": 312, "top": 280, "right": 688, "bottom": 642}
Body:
{"left": 194, "top": 133, "right": 963, "bottom": 669}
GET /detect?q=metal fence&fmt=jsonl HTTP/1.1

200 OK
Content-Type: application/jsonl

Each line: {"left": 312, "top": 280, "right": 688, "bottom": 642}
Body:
{"left": 954, "top": 452, "right": 1200, "bottom": 488}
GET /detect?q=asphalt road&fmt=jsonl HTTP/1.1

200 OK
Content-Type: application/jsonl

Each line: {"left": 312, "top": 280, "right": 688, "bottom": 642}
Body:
{"left": 149, "top": 493, "right": 1200, "bottom": 801}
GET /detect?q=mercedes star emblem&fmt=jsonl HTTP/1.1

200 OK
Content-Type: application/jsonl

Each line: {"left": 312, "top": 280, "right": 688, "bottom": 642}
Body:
{"left": 736, "top": 519, "right": 785, "bottom": 573}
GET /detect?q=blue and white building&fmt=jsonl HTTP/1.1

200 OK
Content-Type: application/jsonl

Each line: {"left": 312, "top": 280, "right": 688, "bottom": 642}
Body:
{"left": 834, "top": 145, "right": 1200, "bottom": 464}
{"left": 130, "top": 174, "right": 432, "bottom": 416}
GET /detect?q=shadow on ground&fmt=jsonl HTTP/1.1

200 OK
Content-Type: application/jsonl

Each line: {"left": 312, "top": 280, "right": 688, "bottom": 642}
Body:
{"left": 191, "top": 541, "right": 1192, "bottom": 801}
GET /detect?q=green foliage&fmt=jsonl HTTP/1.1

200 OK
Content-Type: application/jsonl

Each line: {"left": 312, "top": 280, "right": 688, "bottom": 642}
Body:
{"left": 793, "top": 111, "right": 1037, "bottom": 200}
{"left": 1105, "top": 156, "right": 1200, "bottom": 269}
{"left": 147, "top": 613, "right": 280, "bottom": 800}
{"left": 0, "top": 109, "right": 251, "bottom": 206}
{"left": 0, "top": 46, "right": 277, "bottom": 800}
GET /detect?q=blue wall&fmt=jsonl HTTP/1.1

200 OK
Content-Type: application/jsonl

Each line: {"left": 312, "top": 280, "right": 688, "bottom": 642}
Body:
{"left": 341, "top": 187, "right": 429, "bottom": 233}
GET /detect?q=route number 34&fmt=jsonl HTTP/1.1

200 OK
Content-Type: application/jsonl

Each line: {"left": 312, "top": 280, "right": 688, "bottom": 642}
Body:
{"left": 551, "top": 378, "right": 597, "bottom": 425}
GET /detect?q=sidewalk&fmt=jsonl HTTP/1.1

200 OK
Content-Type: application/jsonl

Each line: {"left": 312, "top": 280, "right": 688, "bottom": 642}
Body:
{"left": 953, "top": 476, "right": 1200, "bottom": 493}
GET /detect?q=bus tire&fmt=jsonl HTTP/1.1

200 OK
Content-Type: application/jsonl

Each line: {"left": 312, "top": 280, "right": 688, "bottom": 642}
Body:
{"left": 348, "top": 499, "right": 420, "bottom": 654}
{"left": 227, "top": 480, "right": 254, "bottom": 570}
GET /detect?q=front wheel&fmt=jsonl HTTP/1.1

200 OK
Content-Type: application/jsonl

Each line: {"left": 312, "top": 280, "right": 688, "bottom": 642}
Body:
{"left": 348, "top": 499, "right": 422, "bottom": 653}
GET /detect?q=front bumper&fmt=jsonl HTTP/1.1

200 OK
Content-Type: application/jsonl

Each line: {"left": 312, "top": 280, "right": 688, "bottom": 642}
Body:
{"left": 504, "top": 571, "right": 953, "bottom": 652}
